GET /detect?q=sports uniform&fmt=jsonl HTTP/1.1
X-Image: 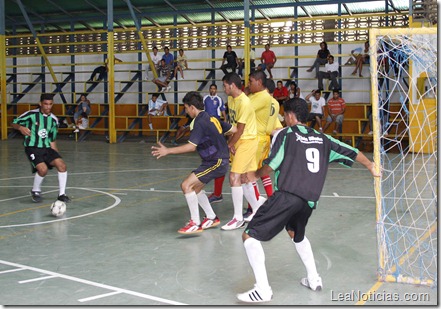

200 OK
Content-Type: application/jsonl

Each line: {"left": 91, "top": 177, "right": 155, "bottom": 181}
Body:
{"left": 203, "top": 94, "right": 225, "bottom": 119}
{"left": 227, "top": 92, "right": 258, "bottom": 174}
{"left": 188, "top": 111, "right": 232, "bottom": 184}
{"left": 246, "top": 124, "right": 359, "bottom": 242}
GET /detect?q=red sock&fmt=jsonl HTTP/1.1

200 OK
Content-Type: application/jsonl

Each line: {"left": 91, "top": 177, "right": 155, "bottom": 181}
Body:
{"left": 247, "top": 182, "right": 260, "bottom": 211}
{"left": 213, "top": 176, "right": 225, "bottom": 196}
{"left": 261, "top": 175, "right": 273, "bottom": 197}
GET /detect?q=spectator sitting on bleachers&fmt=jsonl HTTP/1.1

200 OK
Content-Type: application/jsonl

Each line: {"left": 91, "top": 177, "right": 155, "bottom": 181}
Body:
{"left": 305, "top": 89, "right": 326, "bottom": 132}
{"left": 220, "top": 45, "right": 239, "bottom": 75}
{"left": 306, "top": 41, "right": 330, "bottom": 78}
{"left": 323, "top": 90, "right": 346, "bottom": 134}
{"left": 73, "top": 112, "right": 88, "bottom": 133}
{"left": 273, "top": 80, "right": 289, "bottom": 105}
{"left": 74, "top": 94, "right": 91, "bottom": 124}
{"left": 153, "top": 59, "right": 172, "bottom": 92}
{"left": 318, "top": 55, "right": 340, "bottom": 91}
{"left": 351, "top": 41, "right": 370, "bottom": 77}
{"left": 146, "top": 46, "right": 161, "bottom": 80}
{"left": 162, "top": 46, "right": 174, "bottom": 67}
{"left": 260, "top": 44, "right": 277, "bottom": 79}
{"left": 87, "top": 56, "right": 122, "bottom": 82}
{"left": 288, "top": 81, "right": 304, "bottom": 99}
{"left": 148, "top": 93, "right": 169, "bottom": 130}
{"left": 174, "top": 48, "right": 188, "bottom": 80}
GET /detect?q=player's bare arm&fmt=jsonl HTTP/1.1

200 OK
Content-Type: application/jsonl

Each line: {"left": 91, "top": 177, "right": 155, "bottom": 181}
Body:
{"left": 11, "top": 123, "right": 31, "bottom": 136}
{"left": 355, "top": 151, "right": 381, "bottom": 177}
{"left": 152, "top": 141, "right": 196, "bottom": 159}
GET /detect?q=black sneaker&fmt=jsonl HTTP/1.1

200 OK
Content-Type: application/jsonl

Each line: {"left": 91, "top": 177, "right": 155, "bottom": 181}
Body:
{"left": 30, "top": 191, "right": 42, "bottom": 203}
{"left": 57, "top": 194, "right": 71, "bottom": 203}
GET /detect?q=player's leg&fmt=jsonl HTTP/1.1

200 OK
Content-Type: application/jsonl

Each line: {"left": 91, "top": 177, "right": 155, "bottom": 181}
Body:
{"left": 208, "top": 176, "right": 225, "bottom": 203}
{"left": 179, "top": 173, "right": 204, "bottom": 234}
{"left": 49, "top": 155, "right": 70, "bottom": 202}
{"left": 287, "top": 203, "right": 322, "bottom": 291}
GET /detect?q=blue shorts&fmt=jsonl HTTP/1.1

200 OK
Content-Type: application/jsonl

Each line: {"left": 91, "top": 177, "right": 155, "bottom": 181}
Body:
{"left": 193, "top": 158, "right": 228, "bottom": 184}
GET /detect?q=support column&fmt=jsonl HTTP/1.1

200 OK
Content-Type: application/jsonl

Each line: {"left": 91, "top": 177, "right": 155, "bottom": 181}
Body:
{"left": 244, "top": 0, "right": 250, "bottom": 86}
{"left": 0, "top": 0, "right": 6, "bottom": 140}
{"left": 107, "top": 0, "right": 116, "bottom": 143}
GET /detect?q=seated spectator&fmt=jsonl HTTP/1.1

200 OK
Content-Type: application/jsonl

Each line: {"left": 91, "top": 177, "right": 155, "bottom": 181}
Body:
{"left": 318, "top": 55, "right": 340, "bottom": 91}
{"left": 323, "top": 90, "right": 346, "bottom": 134}
{"left": 288, "top": 81, "right": 303, "bottom": 99}
{"left": 174, "top": 48, "right": 188, "bottom": 80}
{"left": 260, "top": 44, "right": 277, "bottom": 79}
{"left": 74, "top": 94, "right": 91, "bottom": 123}
{"left": 146, "top": 46, "right": 161, "bottom": 80}
{"left": 73, "top": 112, "right": 89, "bottom": 133}
{"left": 220, "top": 45, "right": 239, "bottom": 75}
{"left": 273, "top": 80, "right": 289, "bottom": 105}
{"left": 87, "top": 56, "right": 122, "bottom": 82}
{"left": 351, "top": 41, "right": 370, "bottom": 77}
{"left": 306, "top": 41, "right": 330, "bottom": 78}
{"left": 305, "top": 89, "right": 326, "bottom": 132}
{"left": 147, "top": 93, "right": 169, "bottom": 130}
{"left": 162, "top": 46, "right": 174, "bottom": 67}
{"left": 152, "top": 59, "right": 172, "bottom": 92}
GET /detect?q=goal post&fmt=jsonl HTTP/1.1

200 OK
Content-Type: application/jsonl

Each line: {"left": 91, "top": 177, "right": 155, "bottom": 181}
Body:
{"left": 369, "top": 27, "right": 437, "bottom": 287}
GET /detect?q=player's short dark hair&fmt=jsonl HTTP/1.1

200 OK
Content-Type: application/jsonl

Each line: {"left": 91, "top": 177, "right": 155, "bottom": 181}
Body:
{"left": 183, "top": 91, "right": 204, "bottom": 110}
{"left": 152, "top": 93, "right": 159, "bottom": 98}
{"left": 222, "top": 72, "right": 242, "bottom": 89}
{"left": 265, "top": 79, "right": 276, "bottom": 94}
{"left": 210, "top": 83, "right": 217, "bottom": 89}
{"left": 290, "top": 81, "right": 297, "bottom": 87}
{"left": 40, "top": 93, "right": 54, "bottom": 102}
{"left": 284, "top": 98, "right": 309, "bottom": 124}
{"left": 249, "top": 70, "right": 266, "bottom": 85}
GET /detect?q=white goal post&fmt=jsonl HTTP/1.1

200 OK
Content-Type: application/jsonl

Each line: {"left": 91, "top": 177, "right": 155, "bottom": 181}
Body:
{"left": 369, "top": 27, "right": 437, "bottom": 287}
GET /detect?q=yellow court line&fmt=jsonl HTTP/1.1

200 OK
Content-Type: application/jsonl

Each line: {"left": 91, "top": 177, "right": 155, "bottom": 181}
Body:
{"left": 355, "top": 281, "right": 384, "bottom": 305}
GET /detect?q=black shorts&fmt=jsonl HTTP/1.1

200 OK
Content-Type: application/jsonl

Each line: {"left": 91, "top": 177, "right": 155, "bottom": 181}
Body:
{"left": 25, "top": 147, "right": 62, "bottom": 173}
{"left": 245, "top": 191, "right": 313, "bottom": 242}
{"left": 308, "top": 113, "right": 323, "bottom": 120}
{"left": 193, "top": 159, "right": 228, "bottom": 184}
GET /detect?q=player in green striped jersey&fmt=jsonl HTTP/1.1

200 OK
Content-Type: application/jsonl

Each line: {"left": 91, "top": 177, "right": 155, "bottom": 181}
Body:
{"left": 12, "top": 93, "right": 71, "bottom": 204}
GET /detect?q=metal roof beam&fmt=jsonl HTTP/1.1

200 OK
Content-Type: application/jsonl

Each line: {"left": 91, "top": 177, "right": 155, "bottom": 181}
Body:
{"left": 45, "top": 0, "right": 96, "bottom": 31}
{"left": 163, "top": 0, "right": 195, "bottom": 25}
{"left": 387, "top": 0, "right": 401, "bottom": 13}
{"left": 343, "top": 3, "right": 352, "bottom": 16}
{"left": 122, "top": 0, "right": 161, "bottom": 28}
{"left": 84, "top": 0, "right": 126, "bottom": 29}
{"left": 250, "top": 0, "right": 271, "bottom": 21}
{"left": 205, "top": 0, "right": 231, "bottom": 23}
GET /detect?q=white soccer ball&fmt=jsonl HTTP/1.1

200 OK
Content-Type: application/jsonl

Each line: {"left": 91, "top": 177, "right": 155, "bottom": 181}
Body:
{"left": 50, "top": 200, "right": 67, "bottom": 217}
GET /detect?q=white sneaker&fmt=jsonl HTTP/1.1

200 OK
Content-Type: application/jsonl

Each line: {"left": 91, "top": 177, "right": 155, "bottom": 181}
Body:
{"left": 244, "top": 196, "right": 267, "bottom": 223}
{"left": 237, "top": 285, "right": 273, "bottom": 303}
{"left": 166, "top": 86, "right": 172, "bottom": 92}
{"left": 160, "top": 87, "right": 166, "bottom": 92}
{"left": 300, "top": 276, "right": 323, "bottom": 291}
{"left": 73, "top": 129, "right": 79, "bottom": 133}
{"left": 221, "top": 217, "right": 245, "bottom": 231}
{"left": 368, "top": 131, "right": 373, "bottom": 135}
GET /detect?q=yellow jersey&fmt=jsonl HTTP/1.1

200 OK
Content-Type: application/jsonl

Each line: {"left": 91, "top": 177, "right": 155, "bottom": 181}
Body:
{"left": 265, "top": 97, "right": 283, "bottom": 136}
{"left": 227, "top": 92, "right": 257, "bottom": 140}
{"left": 248, "top": 90, "right": 273, "bottom": 136}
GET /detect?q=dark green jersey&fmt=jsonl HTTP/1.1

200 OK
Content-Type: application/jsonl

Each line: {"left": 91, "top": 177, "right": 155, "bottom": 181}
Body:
{"left": 13, "top": 108, "right": 58, "bottom": 148}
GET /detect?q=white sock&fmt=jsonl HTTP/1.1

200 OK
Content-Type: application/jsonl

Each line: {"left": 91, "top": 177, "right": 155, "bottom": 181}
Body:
{"left": 242, "top": 182, "right": 259, "bottom": 210}
{"left": 32, "top": 173, "right": 45, "bottom": 192}
{"left": 244, "top": 237, "right": 271, "bottom": 291}
{"left": 149, "top": 123, "right": 153, "bottom": 130}
{"left": 231, "top": 186, "right": 244, "bottom": 221}
{"left": 294, "top": 236, "right": 319, "bottom": 280}
{"left": 184, "top": 191, "right": 200, "bottom": 225}
{"left": 58, "top": 171, "right": 67, "bottom": 196}
{"left": 197, "top": 190, "right": 216, "bottom": 219}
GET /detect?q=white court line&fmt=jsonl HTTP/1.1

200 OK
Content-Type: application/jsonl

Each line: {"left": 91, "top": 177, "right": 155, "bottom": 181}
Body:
{"left": 0, "top": 268, "right": 25, "bottom": 274}
{"left": 78, "top": 291, "right": 122, "bottom": 303}
{"left": 19, "top": 275, "right": 57, "bottom": 284}
{"left": 0, "top": 187, "right": 121, "bottom": 229}
{"left": 333, "top": 192, "right": 340, "bottom": 197}
{"left": 0, "top": 259, "right": 186, "bottom": 305}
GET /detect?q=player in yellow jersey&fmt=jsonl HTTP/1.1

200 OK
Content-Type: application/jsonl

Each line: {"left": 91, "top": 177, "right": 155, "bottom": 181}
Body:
{"left": 221, "top": 73, "right": 259, "bottom": 231}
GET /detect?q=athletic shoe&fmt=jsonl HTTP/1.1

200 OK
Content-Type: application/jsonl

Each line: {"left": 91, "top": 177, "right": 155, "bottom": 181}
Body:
{"left": 208, "top": 193, "right": 223, "bottom": 203}
{"left": 237, "top": 285, "right": 273, "bottom": 303}
{"left": 73, "top": 129, "right": 79, "bottom": 133}
{"left": 30, "top": 191, "right": 42, "bottom": 203}
{"left": 166, "top": 86, "right": 172, "bottom": 92}
{"left": 178, "top": 220, "right": 203, "bottom": 235}
{"left": 221, "top": 218, "right": 245, "bottom": 231}
{"left": 244, "top": 196, "right": 267, "bottom": 223}
{"left": 57, "top": 194, "right": 71, "bottom": 203}
{"left": 201, "top": 216, "right": 220, "bottom": 230}
{"left": 300, "top": 276, "right": 323, "bottom": 291}
{"left": 368, "top": 131, "right": 373, "bottom": 135}
{"left": 243, "top": 207, "right": 253, "bottom": 222}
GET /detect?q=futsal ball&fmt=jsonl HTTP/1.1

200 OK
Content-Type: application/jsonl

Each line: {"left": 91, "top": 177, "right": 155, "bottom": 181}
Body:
{"left": 50, "top": 200, "right": 67, "bottom": 217}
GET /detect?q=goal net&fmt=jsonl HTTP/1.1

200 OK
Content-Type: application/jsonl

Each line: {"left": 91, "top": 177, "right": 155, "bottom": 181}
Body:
{"left": 370, "top": 27, "right": 437, "bottom": 287}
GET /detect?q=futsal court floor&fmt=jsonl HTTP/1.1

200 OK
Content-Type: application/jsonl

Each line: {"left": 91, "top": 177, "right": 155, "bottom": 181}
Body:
{"left": 0, "top": 137, "right": 437, "bottom": 306}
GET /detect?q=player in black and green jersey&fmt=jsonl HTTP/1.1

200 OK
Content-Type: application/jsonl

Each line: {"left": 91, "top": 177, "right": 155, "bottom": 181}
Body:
{"left": 236, "top": 97, "right": 380, "bottom": 303}
{"left": 12, "top": 93, "right": 71, "bottom": 204}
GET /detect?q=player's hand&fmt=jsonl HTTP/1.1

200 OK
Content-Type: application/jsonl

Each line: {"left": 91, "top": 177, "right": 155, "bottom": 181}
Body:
{"left": 19, "top": 126, "right": 31, "bottom": 136}
{"left": 151, "top": 142, "right": 168, "bottom": 159}
{"left": 369, "top": 163, "right": 382, "bottom": 178}
{"left": 228, "top": 144, "right": 236, "bottom": 155}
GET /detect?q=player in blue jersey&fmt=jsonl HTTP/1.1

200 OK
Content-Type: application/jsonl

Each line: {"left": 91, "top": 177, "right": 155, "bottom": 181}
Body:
{"left": 203, "top": 84, "right": 227, "bottom": 120}
{"left": 152, "top": 91, "right": 236, "bottom": 234}
{"left": 236, "top": 97, "right": 380, "bottom": 303}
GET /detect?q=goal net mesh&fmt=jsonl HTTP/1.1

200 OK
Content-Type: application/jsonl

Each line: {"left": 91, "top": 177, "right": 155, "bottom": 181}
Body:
{"left": 370, "top": 28, "right": 437, "bottom": 287}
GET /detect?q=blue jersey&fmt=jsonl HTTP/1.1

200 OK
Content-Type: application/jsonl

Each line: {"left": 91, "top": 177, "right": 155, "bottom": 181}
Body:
{"left": 203, "top": 95, "right": 225, "bottom": 119}
{"left": 188, "top": 111, "right": 232, "bottom": 162}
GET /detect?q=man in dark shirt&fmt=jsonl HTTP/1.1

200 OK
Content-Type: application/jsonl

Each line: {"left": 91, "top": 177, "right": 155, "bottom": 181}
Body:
{"left": 236, "top": 97, "right": 379, "bottom": 303}
{"left": 12, "top": 93, "right": 71, "bottom": 204}
{"left": 220, "top": 45, "right": 239, "bottom": 75}
{"left": 152, "top": 91, "right": 236, "bottom": 235}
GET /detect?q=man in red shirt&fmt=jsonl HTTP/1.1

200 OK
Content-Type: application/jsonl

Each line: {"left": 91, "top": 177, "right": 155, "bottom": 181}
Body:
{"left": 260, "top": 44, "right": 277, "bottom": 79}
{"left": 323, "top": 90, "right": 346, "bottom": 134}
{"left": 273, "top": 80, "right": 289, "bottom": 105}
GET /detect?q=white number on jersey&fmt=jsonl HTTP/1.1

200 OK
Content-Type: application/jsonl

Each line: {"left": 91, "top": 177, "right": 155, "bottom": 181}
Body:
{"left": 305, "top": 148, "right": 320, "bottom": 173}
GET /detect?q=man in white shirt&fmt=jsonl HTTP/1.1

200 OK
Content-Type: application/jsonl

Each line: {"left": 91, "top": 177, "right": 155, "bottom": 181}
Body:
{"left": 148, "top": 93, "right": 169, "bottom": 129}
{"left": 305, "top": 90, "right": 326, "bottom": 132}
{"left": 146, "top": 46, "right": 162, "bottom": 80}
{"left": 317, "top": 55, "right": 340, "bottom": 91}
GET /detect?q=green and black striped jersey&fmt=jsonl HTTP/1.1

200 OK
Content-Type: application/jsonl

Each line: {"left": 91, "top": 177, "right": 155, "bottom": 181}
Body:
{"left": 13, "top": 108, "right": 59, "bottom": 148}
{"left": 265, "top": 125, "right": 359, "bottom": 208}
